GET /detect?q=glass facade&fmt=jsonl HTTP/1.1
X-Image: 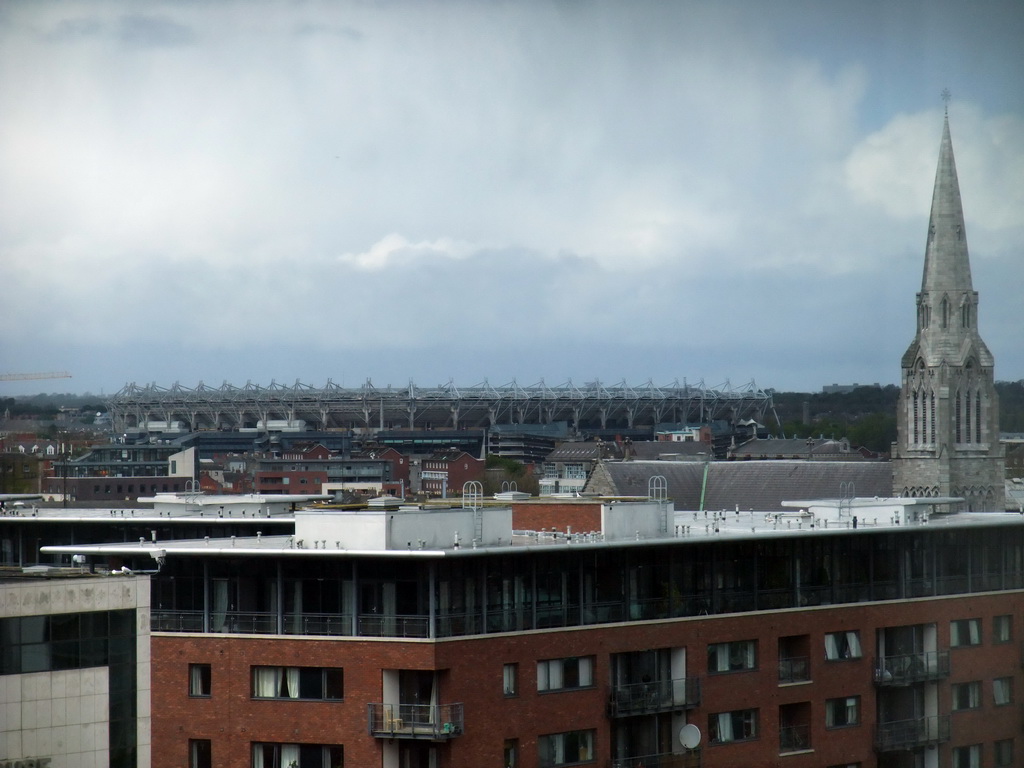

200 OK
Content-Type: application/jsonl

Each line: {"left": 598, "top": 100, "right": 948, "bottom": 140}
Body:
{"left": 148, "top": 525, "right": 1024, "bottom": 639}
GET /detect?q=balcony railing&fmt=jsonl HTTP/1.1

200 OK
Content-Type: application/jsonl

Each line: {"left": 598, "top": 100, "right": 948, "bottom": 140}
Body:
{"left": 873, "top": 651, "right": 950, "bottom": 686}
{"left": 875, "top": 715, "right": 950, "bottom": 751}
{"left": 357, "top": 613, "right": 430, "bottom": 638}
{"left": 608, "top": 677, "right": 701, "bottom": 717}
{"left": 368, "top": 702, "right": 464, "bottom": 740}
{"left": 611, "top": 749, "right": 701, "bottom": 768}
{"left": 778, "top": 656, "right": 810, "bottom": 684}
{"left": 283, "top": 612, "right": 353, "bottom": 636}
{"left": 779, "top": 724, "right": 811, "bottom": 753}
{"left": 151, "top": 609, "right": 204, "bottom": 632}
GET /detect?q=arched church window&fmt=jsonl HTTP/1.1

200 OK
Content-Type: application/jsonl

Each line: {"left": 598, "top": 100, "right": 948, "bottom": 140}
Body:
{"left": 955, "top": 392, "right": 962, "bottom": 443}
{"left": 941, "top": 297, "right": 949, "bottom": 328}
{"left": 965, "top": 389, "right": 972, "bottom": 443}
{"left": 912, "top": 390, "right": 920, "bottom": 444}
{"left": 976, "top": 392, "right": 982, "bottom": 443}
{"left": 929, "top": 391, "right": 936, "bottom": 444}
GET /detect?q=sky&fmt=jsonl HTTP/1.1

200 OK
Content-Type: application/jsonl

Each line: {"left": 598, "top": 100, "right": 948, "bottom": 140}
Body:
{"left": 1, "top": 0, "right": 1022, "bottom": 399}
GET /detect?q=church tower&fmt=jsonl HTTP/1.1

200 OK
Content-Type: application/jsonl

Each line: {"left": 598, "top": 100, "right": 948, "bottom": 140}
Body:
{"left": 892, "top": 110, "right": 1004, "bottom": 511}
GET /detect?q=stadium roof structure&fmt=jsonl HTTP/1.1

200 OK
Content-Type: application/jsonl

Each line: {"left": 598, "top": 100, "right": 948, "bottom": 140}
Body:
{"left": 106, "top": 378, "right": 777, "bottom": 433}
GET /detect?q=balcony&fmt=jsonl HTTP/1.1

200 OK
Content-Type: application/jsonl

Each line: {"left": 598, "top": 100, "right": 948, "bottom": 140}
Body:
{"left": 368, "top": 702, "right": 464, "bottom": 740}
{"left": 611, "top": 750, "right": 701, "bottom": 768}
{"left": 875, "top": 715, "right": 950, "bottom": 751}
{"left": 608, "top": 677, "right": 701, "bottom": 717}
{"left": 778, "top": 656, "right": 810, "bottom": 684}
{"left": 873, "top": 651, "right": 949, "bottom": 686}
{"left": 779, "top": 724, "right": 811, "bottom": 753}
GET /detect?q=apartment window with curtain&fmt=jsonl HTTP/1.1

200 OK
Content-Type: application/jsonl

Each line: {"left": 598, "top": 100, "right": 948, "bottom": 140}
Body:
{"left": 537, "top": 657, "right": 593, "bottom": 692}
{"left": 993, "top": 614, "right": 1013, "bottom": 643}
{"left": 952, "top": 681, "right": 981, "bottom": 711}
{"left": 993, "top": 676, "right": 1013, "bottom": 706}
{"left": 952, "top": 744, "right": 981, "bottom": 768}
{"left": 189, "top": 664, "right": 211, "bottom": 697}
{"left": 537, "top": 729, "right": 594, "bottom": 766}
{"left": 950, "top": 618, "right": 981, "bottom": 647}
{"left": 503, "top": 663, "right": 518, "bottom": 697}
{"left": 824, "top": 631, "right": 862, "bottom": 660}
{"left": 709, "top": 708, "right": 758, "bottom": 744}
{"left": 251, "top": 666, "right": 344, "bottom": 700}
{"left": 994, "top": 738, "right": 1014, "bottom": 768}
{"left": 189, "top": 739, "right": 211, "bottom": 768}
{"left": 825, "top": 696, "right": 860, "bottom": 728}
{"left": 251, "top": 743, "right": 343, "bottom": 768}
{"left": 708, "top": 640, "right": 756, "bottom": 673}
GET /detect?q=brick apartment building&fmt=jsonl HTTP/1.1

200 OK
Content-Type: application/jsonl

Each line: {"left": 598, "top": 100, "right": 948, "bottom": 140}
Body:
{"left": 37, "top": 495, "right": 1024, "bottom": 768}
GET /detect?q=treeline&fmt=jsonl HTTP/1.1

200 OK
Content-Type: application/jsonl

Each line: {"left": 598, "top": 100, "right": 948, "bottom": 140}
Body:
{"left": 3, "top": 394, "right": 107, "bottom": 416}
{"left": 769, "top": 381, "right": 1024, "bottom": 454}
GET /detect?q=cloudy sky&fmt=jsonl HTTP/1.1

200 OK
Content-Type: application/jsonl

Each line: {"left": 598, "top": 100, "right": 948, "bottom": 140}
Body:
{"left": 1, "top": 0, "right": 1022, "bottom": 398}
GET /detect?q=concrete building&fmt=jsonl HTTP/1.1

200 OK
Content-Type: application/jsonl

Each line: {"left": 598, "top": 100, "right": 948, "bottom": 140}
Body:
{"left": 0, "top": 571, "right": 151, "bottom": 768}
{"left": 892, "top": 113, "right": 1005, "bottom": 510}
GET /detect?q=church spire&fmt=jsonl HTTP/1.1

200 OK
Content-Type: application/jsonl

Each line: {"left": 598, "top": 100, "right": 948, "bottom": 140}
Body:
{"left": 920, "top": 113, "right": 973, "bottom": 297}
{"left": 893, "top": 104, "right": 1004, "bottom": 512}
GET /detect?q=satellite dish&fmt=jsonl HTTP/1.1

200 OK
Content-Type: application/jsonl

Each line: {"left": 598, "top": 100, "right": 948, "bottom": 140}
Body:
{"left": 679, "top": 723, "right": 702, "bottom": 749}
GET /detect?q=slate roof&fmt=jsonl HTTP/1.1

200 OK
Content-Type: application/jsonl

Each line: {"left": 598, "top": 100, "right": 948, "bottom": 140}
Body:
{"left": 588, "top": 460, "right": 893, "bottom": 512}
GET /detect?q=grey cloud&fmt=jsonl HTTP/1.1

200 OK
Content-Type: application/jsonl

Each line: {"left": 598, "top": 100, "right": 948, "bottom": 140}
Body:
{"left": 118, "top": 14, "right": 195, "bottom": 47}
{"left": 42, "top": 16, "right": 106, "bottom": 42}
{"left": 293, "top": 22, "right": 363, "bottom": 41}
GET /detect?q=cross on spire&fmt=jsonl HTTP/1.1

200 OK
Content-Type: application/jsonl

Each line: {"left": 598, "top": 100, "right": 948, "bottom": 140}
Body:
{"left": 941, "top": 88, "right": 952, "bottom": 115}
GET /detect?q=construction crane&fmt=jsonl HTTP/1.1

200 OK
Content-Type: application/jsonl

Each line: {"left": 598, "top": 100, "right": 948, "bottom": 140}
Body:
{"left": 0, "top": 371, "right": 72, "bottom": 382}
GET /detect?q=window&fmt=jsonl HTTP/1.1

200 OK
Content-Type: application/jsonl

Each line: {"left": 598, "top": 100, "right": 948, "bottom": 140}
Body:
{"left": 708, "top": 640, "right": 756, "bottom": 673}
{"left": 189, "top": 663, "right": 212, "bottom": 697}
{"left": 189, "top": 739, "right": 212, "bottom": 768}
{"left": 709, "top": 709, "right": 758, "bottom": 744}
{"left": 952, "top": 681, "right": 981, "bottom": 711}
{"left": 824, "top": 631, "right": 862, "bottom": 660}
{"left": 952, "top": 744, "right": 981, "bottom": 768}
{"left": 995, "top": 738, "right": 1014, "bottom": 768}
{"left": 994, "top": 614, "right": 1013, "bottom": 643}
{"left": 503, "top": 663, "right": 518, "bottom": 697}
{"left": 504, "top": 738, "right": 519, "bottom": 768}
{"left": 251, "top": 667, "right": 344, "bottom": 700}
{"left": 825, "top": 696, "right": 860, "bottom": 728}
{"left": 994, "top": 676, "right": 1013, "bottom": 706}
{"left": 537, "top": 657, "right": 593, "bottom": 692}
{"left": 951, "top": 618, "right": 981, "bottom": 647}
{"left": 251, "top": 743, "right": 343, "bottom": 768}
{"left": 537, "top": 729, "right": 594, "bottom": 766}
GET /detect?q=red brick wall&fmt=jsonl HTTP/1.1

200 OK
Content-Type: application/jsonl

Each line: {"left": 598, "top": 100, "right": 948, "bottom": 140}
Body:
{"left": 511, "top": 500, "right": 602, "bottom": 532}
{"left": 152, "top": 591, "right": 1024, "bottom": 768}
